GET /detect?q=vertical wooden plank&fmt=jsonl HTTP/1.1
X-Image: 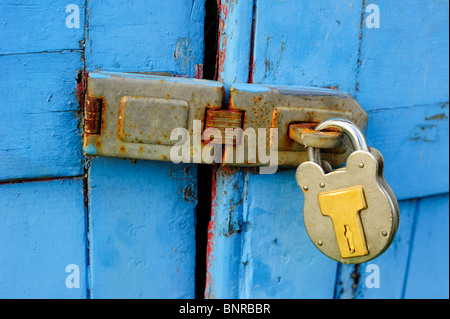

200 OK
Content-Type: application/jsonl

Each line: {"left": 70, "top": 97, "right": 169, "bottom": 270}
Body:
{"left": 403, "top": 194, "right": 449, "bottom": 299}
{"left": 355, "top": 0, "right": 449, "bottom": 109}
{"left": 336, "top": 199, "right": 417, "bottom": 299}
{"left": 207, "top": 167, "right": 339, "bottom": 298}
{"left": 252, "top": 0, "right": 364, "bottom": 93}
{"left": 88, "top": 159, "right": 197, "bottom": 298}
{"left": 205, "top": 0, "right": 257, "bottom": 299}
{"left": 86, "top": 0, "right": 205, "bottom": 298}
{"left": 0, "top": 179, "right": 87, "bottom": 298}
{"left": 205, "top": 167, "right": 246, "bottom": 299}
{"left": 239, "top": 170, "right": 338, "bottom": 298}
{"left": 355, "top": 0, "right": 449, "bottom": 199}
{"left": 336, "top": 1, "right": 449, "bottom": 299}
{"left": 207, "top": 0, "right": 364, "bottom": 299}
{"left": 216, "top": 0, "right": 254, "bottom": 91}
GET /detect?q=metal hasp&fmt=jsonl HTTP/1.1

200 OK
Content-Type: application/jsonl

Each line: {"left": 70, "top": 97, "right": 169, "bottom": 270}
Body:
{"left": 226, "top": 83, "right": 368, "bottom": 167}
{"left": 83, "top": 71, "right": 224, "bottom": 162}
{"left": 83, "top": 71, "right": 368, "bottom": 167}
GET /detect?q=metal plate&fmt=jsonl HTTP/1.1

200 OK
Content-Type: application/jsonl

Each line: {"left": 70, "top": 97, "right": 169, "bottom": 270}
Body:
{"left": 225, "top": 83, "right": 368, "bottom": 167}
{"left": 83, "top": 71, "right": 224, "bottom": 163}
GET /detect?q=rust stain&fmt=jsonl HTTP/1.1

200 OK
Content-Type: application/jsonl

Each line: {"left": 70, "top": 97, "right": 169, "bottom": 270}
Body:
{"left": 425, "top": 113, "right": 448, "bottom": 121}
{"left": 194, "top": 63, "right": 204, "bottom": 79}
{"left": 183, "top": 183, "right": 196, "bottom": 202}
{"left": 205, "top": 165, "right": 218, "bottom": 298}
{"left": 351, "top": 264, "right": 361, "bottom": 294}
{"left": 119, "top": 145, "right": 126, "bottom": 153}
{"left": 84, "top": 96, "right": 103, "bottom": 134}
{"left": 204, "top": 109, "right": 244, "bottom": 144}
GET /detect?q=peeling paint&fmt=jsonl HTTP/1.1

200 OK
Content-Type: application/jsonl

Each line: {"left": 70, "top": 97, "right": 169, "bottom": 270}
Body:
{"left": 410, "top": 124, "right": 438, "bottom": 142}
{"left": 174, "top": 37, "right": 194, "bottom": 75}
{"left": 425, "top": 112, "right": 448, "bottom": 121}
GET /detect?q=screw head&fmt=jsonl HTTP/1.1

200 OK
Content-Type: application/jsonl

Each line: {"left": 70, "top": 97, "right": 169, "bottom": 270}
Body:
{"left": 381, "top": 230, "right": 388, "bottom": 237}
{"left": 303, "top": 185, "right": 309, "bottom": 191}
{"left": 358, "top": 162, "right": 365, "bottom": 168}
{"left": 319, "top": 182, "right": 325, "bottom": 188}
{"left": 317, "top": 240, "right": 324, "bottom": 246}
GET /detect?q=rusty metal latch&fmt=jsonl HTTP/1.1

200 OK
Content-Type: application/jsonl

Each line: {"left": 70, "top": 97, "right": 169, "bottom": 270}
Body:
{"left": 83, "top": 71, "right": 367, "bottom": 168}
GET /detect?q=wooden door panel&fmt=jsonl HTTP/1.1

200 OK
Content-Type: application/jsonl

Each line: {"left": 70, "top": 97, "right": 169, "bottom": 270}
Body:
{"left": 402, "top": 194, "right": 449, "bottom": 299}
{"left": 85, "top": 0, "right": 205, "bottom": 298}
{"left": 88, "top": 158, "right": 197, "bottom": 298}
{"left": 0, "top": 179, "right": 87, "bottom": 298}
{"left": 252, "top": 0, "right": 363, "bottom": 93}
{"left": 0, "top": 0, "right": 85, "bottom": 181}
{"left": 0, "top": 53, "right": 84, "bottom": 181}
{"left": 0, "top": 1, "right": 86, "bottom": 298}
{"left": 206, "top": 0, "right": 449, "bottom": 299}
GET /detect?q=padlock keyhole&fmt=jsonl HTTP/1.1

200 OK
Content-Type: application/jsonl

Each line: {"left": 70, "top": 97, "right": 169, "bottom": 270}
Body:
{"left": 344, "top": 225, "right": 356, "bottom": 253}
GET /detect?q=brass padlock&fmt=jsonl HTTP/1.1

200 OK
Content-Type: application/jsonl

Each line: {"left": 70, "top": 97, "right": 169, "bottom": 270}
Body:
{"left": 296, "top": 118, "right": 399, "bottom": 264}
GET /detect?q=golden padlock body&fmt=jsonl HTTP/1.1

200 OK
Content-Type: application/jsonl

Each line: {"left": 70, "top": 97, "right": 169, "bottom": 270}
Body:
{"left": 296, "top": 148, "right": 399, "bottom": 264}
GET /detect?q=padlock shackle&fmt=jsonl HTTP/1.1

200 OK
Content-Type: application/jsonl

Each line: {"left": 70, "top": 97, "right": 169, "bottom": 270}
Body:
{"left": 307, "top": 117, "right": 369, "bottom": 165}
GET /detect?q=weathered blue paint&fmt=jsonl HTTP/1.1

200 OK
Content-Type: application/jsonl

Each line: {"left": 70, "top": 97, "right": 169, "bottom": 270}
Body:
{"left": 207, "top": 0, "right": 449, "bottom": 299}
{"left": 355, "top": 0, "right": 449, "bottom": 110}
{"left": 86, "top": 0, "right": 204, "bottom": 78}
{"left": 85, "top": 0, "right": 205, "bottom": 298}
{"left": 0, "top": 179, "right": 87, "bottom": 298}
{"left": 0, "top": 0, "right": 87, "bottom": 299}
{"left": 402, "top": 194, "right": 449, "bottom": 299}
{"left": 0, "top": 0, "right": 85, "bottom": 54}
{"left": 88, "top": 158, "right": 197, "bottom": 298}
{"left": 252, "top": 0, "right": 364, "bottom": 93}
{"left": 0, "top": 0, "right": 85, "bottom": 182}
{"left": 0, "top": 52, "right": 84, "bottom": 181}
{"left": 206, "top": 168, "right": 339, "bottom": 298}
{"left": 248, "top": 0, "right": 449, "bottom": 200}
{"left": 1, "top": 0, "right": 448, "bottom": 300}
{"left": 336, "top": 199, "right": 417, "bottom": 299}
{"left": 1, "top": 0, "right": 205, "bottom": 299}
{"left": 336, "top": 194, "right": 449, "bottom": 299}
{"left": 217, "top": 0, "right": 254, "bottom": 94}
{"left": 205, "top": 167, "right": 247, "bottom": 299}
{"left": 366, "top": 102, "right": 449, "bottom": 199}
{"left": 356, "top": 0, "right": 449, "bottom": 200}
{"left": 239, "top": 170, "right": 338, "bottom": 298}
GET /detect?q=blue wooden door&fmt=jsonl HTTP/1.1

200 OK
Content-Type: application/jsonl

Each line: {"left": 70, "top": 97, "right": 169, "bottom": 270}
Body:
{"left": 1, "top": 0, "right": 448, "bottom": 300}
{"left": 205, "top": 0, "right": 449, "bottom": 299}
{"left": 1, "top": 0, "right": 205, "bottom": 298}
